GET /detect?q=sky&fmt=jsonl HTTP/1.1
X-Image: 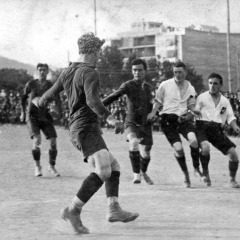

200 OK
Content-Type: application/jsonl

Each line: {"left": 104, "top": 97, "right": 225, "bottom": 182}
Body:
{"left": 0, "top": 0, "right": 240, "bottom": 68}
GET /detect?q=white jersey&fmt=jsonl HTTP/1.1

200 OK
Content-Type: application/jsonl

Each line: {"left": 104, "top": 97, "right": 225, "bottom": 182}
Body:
{"left": 155, "top": 78, "right": 196, "bottom": 116}
{"left": 195, "top": 91, "right": 236, "bottom": 126}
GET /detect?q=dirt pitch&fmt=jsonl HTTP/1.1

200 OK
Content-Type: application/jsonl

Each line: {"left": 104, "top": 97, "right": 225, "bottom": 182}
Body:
{"left": 0, "top": 124, "right": 240, "bottom": 240}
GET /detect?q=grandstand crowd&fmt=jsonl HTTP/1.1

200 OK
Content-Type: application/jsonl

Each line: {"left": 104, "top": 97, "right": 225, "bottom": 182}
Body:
{"left": 1, "top": 88, "right": 240, "bottom": 136}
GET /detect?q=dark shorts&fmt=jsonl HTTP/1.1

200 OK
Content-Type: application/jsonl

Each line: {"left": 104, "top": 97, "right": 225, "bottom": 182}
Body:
{"left": 195, "top": 121, "right": 236, "bottom": 155}
{"left": 27, "top": 117, "right": 57, "bottom": 139}
{"left": 160, "top": 114, "right": 195, "bottom": 146}
{"left": 125, "top": 121, "right": 153, "bottom": 146}
{"left": 69, "top": 125, "right": 108, "bottom": 162}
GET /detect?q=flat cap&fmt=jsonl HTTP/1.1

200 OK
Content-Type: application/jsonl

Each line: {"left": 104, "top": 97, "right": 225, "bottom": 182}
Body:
{"left": 77, "top": 32, "right": 105, "bottom": 54}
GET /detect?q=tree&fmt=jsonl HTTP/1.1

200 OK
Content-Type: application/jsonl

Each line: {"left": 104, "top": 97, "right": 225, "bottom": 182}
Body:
{"left": 0, "top": 68, "right": 33, "bottom": 92}
{"left": 98, "top": 45, "right": 124, "bottom": 90}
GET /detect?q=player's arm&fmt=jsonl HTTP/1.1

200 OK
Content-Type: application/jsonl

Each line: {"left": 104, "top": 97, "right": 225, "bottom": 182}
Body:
{"left": 85, "top": 70, "right": 124, "bottom": 134}
{"left": 102, "top": 83, "right": 127, "bottom": 107}
{"left": 188, "top": 91, "right": 202, "bottom": 119}
{"left": 227, "top": 101, "right": 240, "bottom": 134}
{"left": 33, "top": 74, "right": 64, "bottom": 109}
{"left": 147, "top": 84, "right": 163, "bottom": 121}
{"left": 20, "top": 83, "right": 30, "bottom": 122}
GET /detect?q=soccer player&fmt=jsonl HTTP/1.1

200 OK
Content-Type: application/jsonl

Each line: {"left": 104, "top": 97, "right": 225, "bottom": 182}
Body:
{"left": 32, "top": 33, "right": 139, "bottom": 234}
{"left": 20, "top": 63, "right": 61, "bottom": 177}
{"left": 148, "top": 62, "right": 203, "bottom": 188}
{"left": 102, "top": 59, "right": 154, "bottom": 185}
{"left": 195, "top": 73, "right": 240, "bottom": 188}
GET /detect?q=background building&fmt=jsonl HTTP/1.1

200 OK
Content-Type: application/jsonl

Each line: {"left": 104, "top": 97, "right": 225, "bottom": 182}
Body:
{"left": 111, "top": 21, "right": 240, "bottom": 91}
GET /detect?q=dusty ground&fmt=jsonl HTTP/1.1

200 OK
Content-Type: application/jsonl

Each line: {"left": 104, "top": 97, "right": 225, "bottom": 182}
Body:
{"left": 0, "top": 124, "right": 240, "bottom": 240}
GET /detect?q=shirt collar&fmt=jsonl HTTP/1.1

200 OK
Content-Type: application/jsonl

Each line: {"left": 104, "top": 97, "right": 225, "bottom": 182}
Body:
{"left": 70, "top": 62, "right": 96, "bottom": 69}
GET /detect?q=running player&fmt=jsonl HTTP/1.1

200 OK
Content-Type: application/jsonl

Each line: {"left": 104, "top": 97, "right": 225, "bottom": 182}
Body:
{"left": 32, "top": 33, "right": 139, "bottom": 234}
{"left": 102, "top": 59, "right": 154, "bottom": 185}
{"left": 195, "top": 72, "right": 240, "bottom": 187}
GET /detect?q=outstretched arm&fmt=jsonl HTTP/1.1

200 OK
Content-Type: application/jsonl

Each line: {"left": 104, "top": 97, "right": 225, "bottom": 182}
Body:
{"left": 85, "top": 71, "right": 124, "bottom": 134}
{"left": 147, "top": 100, "right": 161, "bottom": 121}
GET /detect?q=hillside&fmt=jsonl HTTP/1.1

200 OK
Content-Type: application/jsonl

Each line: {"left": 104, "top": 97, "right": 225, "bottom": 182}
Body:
{"left": 0, "top": 55, "right": 35, "bottom": 75}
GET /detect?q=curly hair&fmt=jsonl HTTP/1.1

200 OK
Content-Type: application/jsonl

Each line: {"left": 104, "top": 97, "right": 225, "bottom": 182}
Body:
{"left": 77, "top": 32, "right": 105, "bottom": 54}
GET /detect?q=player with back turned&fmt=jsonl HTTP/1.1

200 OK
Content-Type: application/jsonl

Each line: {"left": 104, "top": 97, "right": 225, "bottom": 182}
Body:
{"left": 32, "top": 33, "right": 139, "bottom": 234}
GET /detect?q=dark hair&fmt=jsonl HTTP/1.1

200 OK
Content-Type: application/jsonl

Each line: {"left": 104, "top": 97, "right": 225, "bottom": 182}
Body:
{"left": 37, "top": 63, "right": 49, "bottom": 70}
{"left": 208, "top": 72, "right": 223, "bottom": 84}
{"left": 173, "top": 61, "right": 187, "bottom": 71}
{"left": 131, "top": 59, "right": 147, "bottom": 70}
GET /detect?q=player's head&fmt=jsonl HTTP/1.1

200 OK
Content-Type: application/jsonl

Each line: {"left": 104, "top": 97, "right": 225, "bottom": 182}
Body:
{"left": 131, "top": 59, "right": 147, "bottom": 81}
{"left": 36, "top": 63, "right": 49, "bottom": 80}
{"left": 173, "top": 61, "right": 187, "bottom": 81}
{"left": 208, "top": 72, "right": 223, "bottom": 95}
{"left": 77, "top": 32, "right": 105, "bottom": 61}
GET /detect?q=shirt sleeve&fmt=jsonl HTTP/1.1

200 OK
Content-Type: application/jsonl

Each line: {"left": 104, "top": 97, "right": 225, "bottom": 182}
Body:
{"left": 195, "top": 95, "right": 202, "bottom": 111}
{"left": 154, "top": 82, "right": 164, "bottom": 104}
{"left": 187, "top": 86, "right": 196, "bottom": 107}
{"left": 226, "top": 99, "right": 236, "bottom": 124}
{"left": 84, "top": 70, "right": 110, "bottom": 118}
{"left": 102, "top": 82, "right": 127, "bottom": 106}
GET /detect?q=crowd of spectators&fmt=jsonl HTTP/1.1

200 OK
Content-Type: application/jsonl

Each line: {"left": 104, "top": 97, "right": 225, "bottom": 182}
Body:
{"left": 1, "top": 88, "right": 240, "bottom": 136}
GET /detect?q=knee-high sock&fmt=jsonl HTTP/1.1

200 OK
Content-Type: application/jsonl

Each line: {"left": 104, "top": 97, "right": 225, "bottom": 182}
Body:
{"left": 175, "top": 155, "right": 188, "bottom": 173}
{"left": 229, "top": 161, "right": 239, "bottom": 179}
{"left": 200, "top": 154, "right": 210, "bottom": 173}
{"left": 129, "top": 151, "right": 140, "bottom": 174}
{"left": 140, "top": 156, "right": 151, "bottom": 173}
{"left": 190, "top": 146, "right": 200, "bottom": 169}
{"left": 105, "top": 171, "right": 120, "bottom": 197}
{"left": 76, "top": 172, "right": 103, "bottom": 203}
{"left": 32, "top": 149, "right": 41, "bottom": 166}
{"left": 49, "top": 149, "right": 57, "bottom": 166}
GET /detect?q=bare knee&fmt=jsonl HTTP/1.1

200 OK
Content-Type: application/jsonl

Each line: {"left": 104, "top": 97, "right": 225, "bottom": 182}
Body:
{"left": 109, "top": 152, "right": 121, "bottom": 172}
{"left": 139, "top": 145, "right": 152, "bottom": 158}
{"left": 173, "top": 142, "right": 184, "bottom": 157}
{"left": 200, "top": 141, "right": 210, "bottom": 156}
{"left": 128, "top": 136, "right": 140, "bottom": 152}
{"left": 227, "top": 148, "right": 239, "bottom": 162}
{"left": 88, "top": 149, "right": 112, "bottom": 181}
{"left": 33, "top": 135, "right": 41, "bottom": 149}
{"left": 188, "top": 132, "right": 198, "bottom": 148}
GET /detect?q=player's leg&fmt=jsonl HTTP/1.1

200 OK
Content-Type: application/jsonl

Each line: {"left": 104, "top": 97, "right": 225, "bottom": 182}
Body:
{"left": 139, "top": 144, "right": 154, "bottom": 185}
{"left": 209, "top": 129, "right": 238, "bottom": 187}
{"left": 27, "top": 118, "right": 42, "bottom": 176}
{"left": 42, "top": 121, "right": 60, "bottom": 177}
{"left": 32, "top": 134, "right": 42, "bottom": 177}
{"left": 172, "top": 141, "right": 191, "bottom": 188}
{"left": 48, "top": 137, "right": 60, "bottom": 176}
{"left": 127, "top": 132, "right": 141, "bottom": 184}
{"left": 187, "top": 131, "right": 205, "bottom": 180}
{"left": 199, "top": 141, "right": 211, "bottom": 186}
{"left": 226, "top": 147, "right": 239, "bottom": 188}
{"left": 105, "top": 151, "right": 139, "bottom": 222}
{"left": 181, "top": 121, "right": 204, "bottom": 181}
{"left": 61, "top": 149, "right": 108, "bottom": 234}
{"left": 160, "top": 116, "right": 190, "bottom": 187}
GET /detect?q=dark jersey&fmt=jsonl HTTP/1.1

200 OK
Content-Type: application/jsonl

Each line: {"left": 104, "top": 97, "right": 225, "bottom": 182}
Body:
{"left": 21, "top": 79, "right": 60, "bottom": 121}
{"left": 102, "top": 80, "right": 153, "bottom": 126}
{"left": 38, "top": 62, "right": 110, "bottom": 132}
